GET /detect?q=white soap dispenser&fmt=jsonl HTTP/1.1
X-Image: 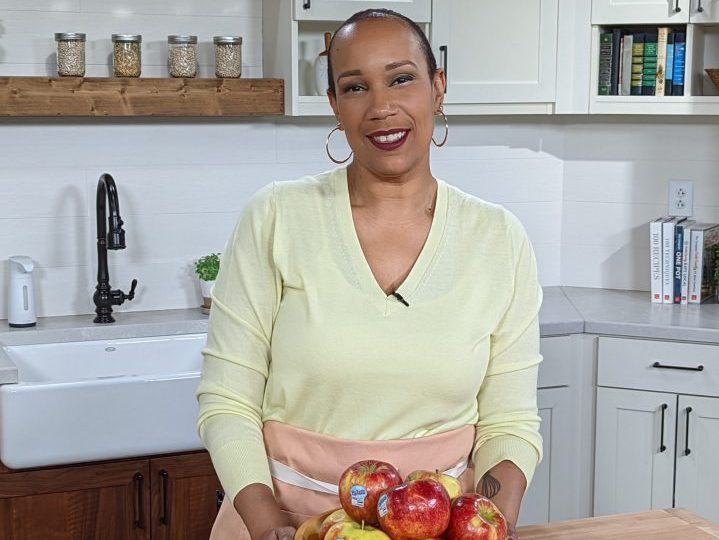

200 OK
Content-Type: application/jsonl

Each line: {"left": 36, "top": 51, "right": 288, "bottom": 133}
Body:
{"left": 8, "top": 256, "right": 37, "bottom": 328}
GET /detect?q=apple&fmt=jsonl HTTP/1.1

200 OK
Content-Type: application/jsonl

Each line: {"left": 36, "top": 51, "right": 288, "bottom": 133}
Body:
{"left": 339, "top": 460, "right": 403, "bottom": 525}
{"left": 405, "top": 470, "right": 462, "bottom": 500}
{"left": 324, "top": 520, "right": 392, "bottom": 540}
{"left": 377, "top": 479, "right": 451, "bottom": 539}
{"left": 319, "top": 508, "right": 352, "bottom": 540}
{"left": 446, "top": 494, "right": 508, "bottom": 540}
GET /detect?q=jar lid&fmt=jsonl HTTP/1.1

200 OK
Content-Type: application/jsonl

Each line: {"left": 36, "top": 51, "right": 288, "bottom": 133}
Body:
{"left": 112, "top": 34, "right": 142, "bottom": 43}
{"left": 168, "top": 35, "right": 198, "bottom": 44}
{"left": 55, "top": 32, "right": 86, "bottom": 41}
{"left": 213, "top": 36, "right": 242, "bottom": 44}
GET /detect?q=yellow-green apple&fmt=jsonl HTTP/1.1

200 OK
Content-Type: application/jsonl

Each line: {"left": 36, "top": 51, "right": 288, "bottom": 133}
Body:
{"left": 446, "top": 494, "right": 508, "bottom": 540}
{"left": 319, "top": 508, "right": 352, "bottom": 540}
{"left": 377, "top": 479, "right": 451, "bottom": 539}
{"left": 324, "top": 520, "right": 392, "bottom": 540}
{"left": 405, "top": 470, "right": 462, "bottom": 501}
{"left": 339, "top": 460, "right": 402, "bottom": 525}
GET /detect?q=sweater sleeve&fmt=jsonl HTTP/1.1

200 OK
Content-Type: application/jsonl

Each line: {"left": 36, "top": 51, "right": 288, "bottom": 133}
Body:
{"left": 471, "top": 213, "right": 543, "bottom": 492}
{"left": 196, "top": 183, "right": 282, "bottom": 503}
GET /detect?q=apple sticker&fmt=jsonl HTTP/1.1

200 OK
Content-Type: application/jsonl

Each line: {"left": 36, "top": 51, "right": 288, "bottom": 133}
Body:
{"left": 351, "top": 485, "right": 368, "bottom": 507}
{"left": 377, "top": 494, "right": 388, "bottom": 518}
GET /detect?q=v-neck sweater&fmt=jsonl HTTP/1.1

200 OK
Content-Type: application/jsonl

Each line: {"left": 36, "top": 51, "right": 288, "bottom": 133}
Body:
{"left": 197, "top": 167, "right": 544, "bottom": 503}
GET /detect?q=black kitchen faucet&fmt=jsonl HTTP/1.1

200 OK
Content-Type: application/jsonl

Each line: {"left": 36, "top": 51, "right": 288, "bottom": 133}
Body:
{"left": 93, "top": 173, "right": 137, "bottom": 323}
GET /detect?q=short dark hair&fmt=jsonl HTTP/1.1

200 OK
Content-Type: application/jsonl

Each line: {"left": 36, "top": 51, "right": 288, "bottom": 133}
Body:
{"left": 327, "top": 8, "right": 438, "bottom": 94}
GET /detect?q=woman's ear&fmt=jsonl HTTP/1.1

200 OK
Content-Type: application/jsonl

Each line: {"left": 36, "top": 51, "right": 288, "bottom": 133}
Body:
{"left": 433, "top": 68, "right": 447, "bottom": 109}
{"left": 327, "top": 88, "right": 340, "bottom": 123}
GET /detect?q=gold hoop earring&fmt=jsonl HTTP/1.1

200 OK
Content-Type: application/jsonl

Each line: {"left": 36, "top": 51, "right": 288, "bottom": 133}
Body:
{"left": 325, "top": 123, "right": 353, "bottom": 164}
{"left": 432, "top": 108, "right": 449, "bottom": 148}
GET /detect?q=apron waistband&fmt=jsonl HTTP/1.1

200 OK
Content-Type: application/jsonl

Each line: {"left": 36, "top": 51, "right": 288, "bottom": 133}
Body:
{"left": 268, "top": 457, "right": 470, "bottom": 495}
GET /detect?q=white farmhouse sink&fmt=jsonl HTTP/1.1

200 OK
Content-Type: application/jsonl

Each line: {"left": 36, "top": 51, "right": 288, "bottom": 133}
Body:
{"left": 0, "top": 333, "right": 207, "bottom": 469}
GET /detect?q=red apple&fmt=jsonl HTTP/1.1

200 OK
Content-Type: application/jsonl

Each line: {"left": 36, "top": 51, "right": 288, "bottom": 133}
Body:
{"left": 324, "top": 520, "right": 392, "bottom": 540}
{"left": 377, "top": 479, "right": 451, "bottom": 539}
{"left": 405, "top": 470, "right": 462, "bottom": 500}
{"left": 339, "top": 460, "right": 403, "bottom": 525}
{"left": 319, "top": 508, "right": 352, "bottom": 540}
{"left": 446, "top": 494, "right": 507, "bottom": 540}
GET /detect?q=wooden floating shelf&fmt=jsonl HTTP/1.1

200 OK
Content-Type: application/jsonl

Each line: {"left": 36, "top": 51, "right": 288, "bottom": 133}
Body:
{"left": 0, "top": 76, "right": 284, "bottom": 117}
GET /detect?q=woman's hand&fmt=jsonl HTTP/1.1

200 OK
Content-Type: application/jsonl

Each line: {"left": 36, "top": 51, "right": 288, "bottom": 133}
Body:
{"left": 260, "top": 525, "right": 297, "bottom": 540}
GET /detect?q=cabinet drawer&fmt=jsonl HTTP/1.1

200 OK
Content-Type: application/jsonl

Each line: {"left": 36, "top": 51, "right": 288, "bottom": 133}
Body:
{"left": 597, "top": 337, "right": 719, "bottom": 397}
{"left": 538, "top": 336, "right": 572, "bottom": 389}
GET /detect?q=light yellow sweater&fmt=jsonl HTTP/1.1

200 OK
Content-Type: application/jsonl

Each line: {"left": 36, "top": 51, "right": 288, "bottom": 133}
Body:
{"left": 197, "top": 167, "right": 543, "bottom": 503}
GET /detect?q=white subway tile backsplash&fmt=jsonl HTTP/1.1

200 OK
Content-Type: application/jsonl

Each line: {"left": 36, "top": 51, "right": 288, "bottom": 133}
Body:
{"left": 0, "top": 1, "right": 80, "bottom": 10}
{"left": 0, "top": 168, "right": 87, "bottom": 218}
{"left": 0, "top": 216, "right": 90, "bottom": 268}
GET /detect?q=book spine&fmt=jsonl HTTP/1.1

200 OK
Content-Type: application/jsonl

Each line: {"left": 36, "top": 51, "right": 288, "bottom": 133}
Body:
{"left": 621, "top": 34, "right": 634, "bottom": 96}
{"left": 688, "top": 229, "right": 704, "bottom": 303}
{"left": 631, "top": 33, "right": 645, "bottom": 96}
{"left": 610, "top": 29, "right": 623, "bottom": 95}
{"left": 680, "top": 226, "right": 692, "bottom": 304}
{"left": 673, "top": 224, "right": 684, "bottom": 303}
{"left": 699, "top": 228, "right": 719, "bottom": 302}
{"left": 598, "top": 32, "right": 613, "bottom": 96}
{"left": 665, "top": 32, "right": 675, "bottom": 96}
{"left": 662, "top": 220, "right": 676, "bottom": 303}
{"left": 672, "top": 32, "right": 686, "bottom": 96}
{"left": 656, "top": 27, "right": 669, "bottom": 96}
{"left": 650, "top": 219, "right": 664, "bottom": 303}
{"left": 642, "top": 32, "right": 658, "bottom": 96}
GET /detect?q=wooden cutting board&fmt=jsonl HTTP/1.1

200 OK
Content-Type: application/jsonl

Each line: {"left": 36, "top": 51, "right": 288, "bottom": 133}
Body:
{"left": 518, "top": 509, "right": 719, "bottom": 539}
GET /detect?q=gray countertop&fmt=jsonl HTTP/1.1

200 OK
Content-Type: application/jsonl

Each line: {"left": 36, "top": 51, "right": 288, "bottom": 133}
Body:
{"left": 0, "top": 286, "right": 717, "bottom": 384}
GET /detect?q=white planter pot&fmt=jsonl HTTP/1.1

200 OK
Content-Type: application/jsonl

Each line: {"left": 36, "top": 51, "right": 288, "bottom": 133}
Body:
{"left": 199, "top": 279, "right": 215, "bottom": 300}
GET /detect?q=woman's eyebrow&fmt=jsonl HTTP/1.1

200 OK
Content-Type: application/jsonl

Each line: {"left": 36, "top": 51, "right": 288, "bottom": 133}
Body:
{"left": 337, "top": 69, "right": 362, "bottom": 81}
{"left": 385, "top": 60, "right": 417, "bottom": 71}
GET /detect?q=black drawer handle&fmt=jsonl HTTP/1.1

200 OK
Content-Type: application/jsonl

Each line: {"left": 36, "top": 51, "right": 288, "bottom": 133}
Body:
{"left": 160, "top": 469, "right": 169, "bottom": 525}
{"left": 698, "top": 0, "right": 704, "bottom": 12}
{"left": 303, "top": 0, "right": 310, "bottom": 8}
{"left": 652, "top": 361, "right": 704, "bottom": 372}
{"left": 134, "top": 472, "right": 145, "bottom": 529}
{"left": 685, "top": 407, "right": 693, "bottom": 456}
{"left": 675, "top": 0, "right": 682, "bottom": 12}
{"left": 659, "top": 403, "right": 668, "bottom": 453}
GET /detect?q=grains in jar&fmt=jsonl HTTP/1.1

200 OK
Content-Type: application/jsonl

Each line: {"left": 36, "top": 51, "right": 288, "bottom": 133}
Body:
{"left": 168, "top": 35, "right": 198, "bottom": 78}
{"left": 213, "top": 36, "right": 242, "bottom": 78}
{"left": 112, "top": 34, "right": 142, "bottom": 77}
{"left": 55, "top": 33, "right": 86, "bottom": 77}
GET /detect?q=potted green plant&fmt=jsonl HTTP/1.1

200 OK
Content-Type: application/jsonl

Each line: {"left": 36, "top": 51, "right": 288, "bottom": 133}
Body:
{"left": 195, "top": 253, "right": 220, "bottom": 310}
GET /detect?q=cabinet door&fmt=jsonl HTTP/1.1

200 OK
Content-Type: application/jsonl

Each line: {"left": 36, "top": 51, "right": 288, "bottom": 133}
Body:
{"left": 675, "top": 395, "right": 719, "bottom": 524}
{"left": 591, "top": 0, "right": 690, "bottom": 24}
{"left": 294, "top": 0, "right": 431, "bottom": 21}
{"left": 594, "top": 387, "right": 676, "bottom": 517}
{"left": 150, "top": 452, "right": 223, "bottom": 540}
{"left": 690, "top": 0, "right": 719, "bottom": 21}
{"left": 0, "top": 459, "right": 150, "bottom": 540}
{"left": 518, "top": 387, "right": 575, "bottom": 526}
{"left": 431, "top": 0, "right": 558, "bottom": 103}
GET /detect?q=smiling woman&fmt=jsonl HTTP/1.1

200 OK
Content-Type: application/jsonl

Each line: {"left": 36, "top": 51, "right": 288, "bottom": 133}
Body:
{"left": 198, "top": 9, "right": 542, "bottom": 540}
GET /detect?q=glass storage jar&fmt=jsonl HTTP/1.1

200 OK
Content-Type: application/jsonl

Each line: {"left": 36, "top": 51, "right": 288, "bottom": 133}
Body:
{"left": 168, "top": 35, "right": 198, "bottom": 78}
{"left": 55, "top": 33, "right": 86, "bottom": 77}
{"left": 213, "top": 36, "right": 242, "bottom": 78}
{"left": 112, "top": 34, "right": 142, "bottom": 77}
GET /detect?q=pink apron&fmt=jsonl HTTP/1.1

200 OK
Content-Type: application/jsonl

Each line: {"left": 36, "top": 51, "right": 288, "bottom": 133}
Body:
{"left": 211, "top": 421, "right": 475, "bottom": 539}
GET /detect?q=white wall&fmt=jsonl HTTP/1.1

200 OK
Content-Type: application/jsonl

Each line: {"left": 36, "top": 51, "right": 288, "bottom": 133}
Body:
{"left": 4, "top": 3, "right": 717, "bottom": 318}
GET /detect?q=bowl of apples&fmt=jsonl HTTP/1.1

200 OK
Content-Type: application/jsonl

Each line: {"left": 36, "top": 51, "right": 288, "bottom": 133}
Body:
{"left": 295, "top": 459, "right": 508, "bottom": 540}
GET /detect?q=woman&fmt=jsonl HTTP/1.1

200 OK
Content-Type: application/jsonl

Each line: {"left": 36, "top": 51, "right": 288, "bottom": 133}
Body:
{"left": 198, "top": 8, "right": 542, "bottom": 540}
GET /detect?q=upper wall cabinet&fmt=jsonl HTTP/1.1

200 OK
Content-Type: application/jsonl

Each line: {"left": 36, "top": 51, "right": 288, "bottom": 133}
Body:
{"left": 431, "top": 0, "right": 559, "bottom": 114}
{"left": 689, "top": 0, "right": 719, "bottom": 22}
{"left": 591, "top": 0, "right": 690, "bottom": 24}
{"left": 293, "top": 0, "right": 431, "bottom": 21}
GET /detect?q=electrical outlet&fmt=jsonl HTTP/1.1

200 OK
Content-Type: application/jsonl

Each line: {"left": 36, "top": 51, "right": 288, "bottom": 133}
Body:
{"left": 668, "top": 180, "right": 693, "bottom": 217}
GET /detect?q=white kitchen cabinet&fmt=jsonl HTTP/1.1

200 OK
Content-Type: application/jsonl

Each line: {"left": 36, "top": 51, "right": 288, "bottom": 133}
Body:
{"left": 690, "top": 0, "right": 719, "bottom": 21}
{"left": 674, "top": 395, "right": 719, "bottom": 524}
{"left": 591, "top": 0, "right": 690, "bottom": 24}
{"left": 518, "top": 336, "right": 584, "bottom": 527}
{"left": 593, "top": 336, "right": 719, "bottom": 522}
{"left": 594, "top": 387, "right": 676, "bottom": 516}
{"left": 430, "top": 0, "right": 559, "bottom": 113}
{"left": 293, "top": 0, "right": 431, "bottom": 22}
